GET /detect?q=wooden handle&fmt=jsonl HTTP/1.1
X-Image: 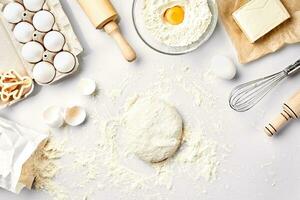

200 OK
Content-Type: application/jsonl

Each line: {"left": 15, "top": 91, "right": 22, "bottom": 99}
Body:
{"left": 104, "top": 21, "right": 136, "bottom": 62}
{"left": 78, "top": 0, "right": 118, "bottom": 29}
{"left": 264, "top": 112, "right": 291, "bottom": 136}
{"left": 264, "top": 90, "right": 300, "bottom": 137}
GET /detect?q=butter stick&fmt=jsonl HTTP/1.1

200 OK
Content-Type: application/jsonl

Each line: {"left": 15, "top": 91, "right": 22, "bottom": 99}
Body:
{"left": 232, "top": 0, "right": 290, "bottom": 43}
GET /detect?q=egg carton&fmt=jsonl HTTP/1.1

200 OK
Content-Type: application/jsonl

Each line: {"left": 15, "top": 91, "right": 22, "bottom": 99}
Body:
{"left": 0, "top": 0, "right": 83, "bottom": 85}
{"left": 0, "top": 0, "right": 82, "bottom": 108}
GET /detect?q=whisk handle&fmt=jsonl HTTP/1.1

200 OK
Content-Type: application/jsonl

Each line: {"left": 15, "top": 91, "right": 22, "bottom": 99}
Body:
{"left": 285, "top": 59, "right": 300, "bottom": 76}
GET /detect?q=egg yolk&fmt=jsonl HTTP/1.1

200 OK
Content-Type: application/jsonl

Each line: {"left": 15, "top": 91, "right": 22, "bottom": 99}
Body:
{"left": 164, "top": 6, "right": 185, "bottom": 25}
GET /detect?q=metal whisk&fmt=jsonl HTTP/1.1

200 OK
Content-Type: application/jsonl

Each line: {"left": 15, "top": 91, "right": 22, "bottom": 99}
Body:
{"left": 229, "top": 59, "right": 300, "bottom": 112}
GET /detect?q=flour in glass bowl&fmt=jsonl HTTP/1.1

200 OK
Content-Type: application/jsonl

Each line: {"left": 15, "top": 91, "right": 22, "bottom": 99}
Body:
{"left": 143, "top": 0, "right": 212, "bottom": 47}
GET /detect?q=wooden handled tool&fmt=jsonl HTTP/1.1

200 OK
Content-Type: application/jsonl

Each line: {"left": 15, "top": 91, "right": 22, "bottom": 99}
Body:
{"left": 78, "top": 0, "right": 136, "bottom": 62}
{"left": 264, "top": 90, "right": 300, "bottom": 137}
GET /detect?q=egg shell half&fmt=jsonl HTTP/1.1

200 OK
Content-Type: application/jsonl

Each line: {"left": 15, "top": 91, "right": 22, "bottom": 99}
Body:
{"left": 43, "top": 105, "right": 64, "bottom": 128}
{"left": 211, "top": 55, "right": 237, "bottom": 80}
{"left": 78, "top": 78, "right": 97, "bottom": 96}
{"left": 64, "top": 106, "right": 86, "bottom": 126}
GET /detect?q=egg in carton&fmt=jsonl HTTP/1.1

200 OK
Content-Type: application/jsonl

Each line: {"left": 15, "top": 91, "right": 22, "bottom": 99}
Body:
{"left": 0, "top": 4, "right": 33, "bottom": 109}
{"left": 1, "top": 0, "right": 83, "bottom": 85}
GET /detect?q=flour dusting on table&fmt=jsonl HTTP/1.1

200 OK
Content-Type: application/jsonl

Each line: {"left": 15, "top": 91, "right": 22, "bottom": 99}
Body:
{"left": 33, "top": 138, "right": 67, "bottom": 200}
{"left": 37, "top": 65, "right": 231, "bottom": 199}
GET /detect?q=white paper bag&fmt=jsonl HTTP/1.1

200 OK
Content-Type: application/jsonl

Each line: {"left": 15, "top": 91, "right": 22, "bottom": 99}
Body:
{"left": 0, "top": 117, "right": 48, "bottom": 193}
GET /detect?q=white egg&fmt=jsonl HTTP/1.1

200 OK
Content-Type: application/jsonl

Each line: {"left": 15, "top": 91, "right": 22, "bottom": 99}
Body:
{"left": 78, "top": 78, "right": 97, "bottom": 96}
{"left": 43, "top": 31, "right": 65, "bottom": 52}
{"left": 211, "top": 55, "right": 237, "bottom": 80}
{"left": 3, "top": 2, "right": 24, "bottom": 24}
{"left": 13, "top": 22, "right": 35, "bottom": 43}
{"left": 32, "top": 61, "right": 56, "bottom": 83}
{"left": 64, "top": 106, "right": 86, "bottom": 126}
{"left": 21, "top": 41, "right": 44, "bottom": 63}
{"left": 53, "top": 51, "right": 76, "bottom": 73}
{"left": 43, "top": 106, "right": 64, "bottom": 128}
{"left": 32, "top": 10, "right": 55, "bottom": 32}
{"left": 23, "top": 0, "right": 45, "bottom": 12}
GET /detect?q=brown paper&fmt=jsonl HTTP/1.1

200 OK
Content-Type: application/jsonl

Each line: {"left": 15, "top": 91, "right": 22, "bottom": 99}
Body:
{"left": 218, "top": 0, "right": 300, "bottom": 64}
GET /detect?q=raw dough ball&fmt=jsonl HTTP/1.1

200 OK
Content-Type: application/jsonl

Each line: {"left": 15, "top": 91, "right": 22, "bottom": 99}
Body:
{"left": 53, "top": 51, "right": 76, "bottom": 73}
{"left": 23, "top": 0, "right": 45, "bottom": 12}
{"left": 3, "top": 2, "right": 24, "bottom": 24}
{"left": 43, "top": 31, "right": 65, "bottom": 52}
{"left": 21, "top": 41, "right": 44, "bottom": 63}
{"left": 32, "top": 10, "right": 55, "bottom": 32}
{"left": 211, "top": 55, "right": 237, "bottom": 80}
{"left": 13, "top": 22, "right": 35, "bottom": 43}
{"left": 123, "top": 97, "right": 183, "bottom": 163}
{"left": 32, "top": 61, "right": 56, "bottom": 83}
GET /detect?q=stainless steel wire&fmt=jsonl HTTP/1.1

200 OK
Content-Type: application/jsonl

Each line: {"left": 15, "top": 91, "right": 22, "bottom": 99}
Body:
{"left": 229, "top": 59, "right": 300, "bottom": 112}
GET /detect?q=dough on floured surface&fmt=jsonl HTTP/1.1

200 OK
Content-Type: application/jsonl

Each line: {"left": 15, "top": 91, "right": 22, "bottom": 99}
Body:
{"left": 123, "top": 97, "right": 183, "bottom": 163}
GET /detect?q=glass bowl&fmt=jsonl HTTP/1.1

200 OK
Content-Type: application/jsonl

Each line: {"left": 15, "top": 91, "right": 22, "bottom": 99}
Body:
{"left": 132, "top": 0, "right": 218, "bottom": 55}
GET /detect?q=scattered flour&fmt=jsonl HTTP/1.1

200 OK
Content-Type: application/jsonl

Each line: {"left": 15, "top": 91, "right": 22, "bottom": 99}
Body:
{"left": 143, "top": 0, "right": 212, "bottom": 47}
{"left": 32, "top": 138, "right": 67, "bottom": 200}
{"left": 36, "top": 64, "right": 230, "bottom": 199}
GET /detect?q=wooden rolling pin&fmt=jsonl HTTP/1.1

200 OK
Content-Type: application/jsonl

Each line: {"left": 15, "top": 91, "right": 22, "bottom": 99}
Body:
{"left": 78, "top": 0, "right": 136, "bottom": 62}
{"left": 264, "top": 90, "right": 300, "bottom": 137}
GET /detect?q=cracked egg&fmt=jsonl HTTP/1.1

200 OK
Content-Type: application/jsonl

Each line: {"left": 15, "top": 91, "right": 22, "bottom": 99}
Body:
{"left": 164, "top": 5, "right": 185, "bottom": 25}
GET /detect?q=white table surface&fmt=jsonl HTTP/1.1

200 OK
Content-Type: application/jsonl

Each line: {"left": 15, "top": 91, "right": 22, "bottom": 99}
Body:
{"left": 1, "top": 0, "right": 300, "bottom": 199}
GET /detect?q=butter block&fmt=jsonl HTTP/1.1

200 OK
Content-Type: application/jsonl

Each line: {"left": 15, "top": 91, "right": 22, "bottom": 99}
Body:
{"left": 232, "top": 0, "right": 290, "bottom": 43}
